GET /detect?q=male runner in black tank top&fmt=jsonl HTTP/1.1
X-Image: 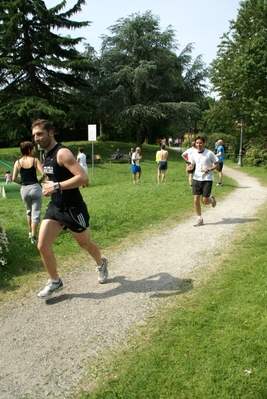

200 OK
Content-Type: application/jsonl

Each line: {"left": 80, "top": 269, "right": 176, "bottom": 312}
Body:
{"left": 32, "top": 119, "right": 108, "bottom": 299}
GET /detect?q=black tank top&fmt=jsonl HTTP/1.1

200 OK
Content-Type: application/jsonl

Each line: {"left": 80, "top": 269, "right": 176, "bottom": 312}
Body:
{"left": 44, "top": 143, "right": 84, "bottom": 209}
{"left": 19, "top": 159, "right": 39, "bottom": 186}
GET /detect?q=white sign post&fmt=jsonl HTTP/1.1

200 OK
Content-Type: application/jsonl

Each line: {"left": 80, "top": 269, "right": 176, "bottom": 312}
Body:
{"left": 88, "top": 125, "right": 97, "bottom": 174}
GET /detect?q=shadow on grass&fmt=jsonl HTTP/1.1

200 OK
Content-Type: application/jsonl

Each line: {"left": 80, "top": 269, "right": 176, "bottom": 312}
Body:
{"left": 46, "top": 273, "right": 194, "bottom": 305}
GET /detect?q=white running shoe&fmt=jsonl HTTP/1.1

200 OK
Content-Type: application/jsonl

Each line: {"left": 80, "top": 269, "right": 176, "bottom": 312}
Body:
{"left": 96, "top": 258, "right": 108, "bottom": 284}
{"left": 194, "top": 218, "right": 204, "bottom": 227}
{"left": 37, "top": 279, "right": 63, "bottom": 299}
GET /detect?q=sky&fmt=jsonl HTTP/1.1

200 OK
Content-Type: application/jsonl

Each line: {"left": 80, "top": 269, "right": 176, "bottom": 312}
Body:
{"left": 44, "top": 0, "right": 242, "bottom": 94}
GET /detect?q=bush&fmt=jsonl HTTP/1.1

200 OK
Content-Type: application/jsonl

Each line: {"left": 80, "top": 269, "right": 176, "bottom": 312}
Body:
{"left": 96, "top": 134, "right": 109, "bottom": 142}
{"left": 243, "top": 136, "right": 267, "bottom": 167}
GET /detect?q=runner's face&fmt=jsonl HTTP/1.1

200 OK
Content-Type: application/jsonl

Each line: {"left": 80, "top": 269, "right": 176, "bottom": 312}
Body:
{"left": 32, "top": 127, "right": 53, "bottom": 150}
{"left": 195, "top": 140, "right": 205, "bottom": 152}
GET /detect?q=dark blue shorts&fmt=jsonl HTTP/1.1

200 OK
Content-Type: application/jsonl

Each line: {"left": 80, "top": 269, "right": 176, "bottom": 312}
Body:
{"left": 131, "top": 164, "right": 141, "bottom": 174}
{"left": 43, "top": 201, "right": 90, "bottom": 232}
{"left": 158, "top": 161, "right": 168, "bottom": 170}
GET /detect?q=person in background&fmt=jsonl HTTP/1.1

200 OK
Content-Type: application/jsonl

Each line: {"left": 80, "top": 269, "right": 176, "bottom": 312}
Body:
{"left": 156, "top": 144, "right": 169, "bottom": 183}
{"left": 31, "top": 119, "right": 108, "bottom": 299}
{"left": 5, "top": 171, "right": 12, "bottom": 185}
{"left": 128, "top": 147, "right": 134, "bottom": 164}
{"left": 215, "top": 139, "right": 225, "bottom": 186}
{"left": 181, "top": 142, "right": 196, "bottom": 186}
{"left": 131, "top": 147, "right": 142, "bottom": 183}
{"left": 12, "top": 141, "right": 46, "bottom": 243}
{"left": 188, "top": 136, "right": 218, "bottom": 227}
{"left": 114, "top": 148, "right": 123, "bottom": 159}
{"left": 77, "top": 147, "right": 88, "bottom": 188}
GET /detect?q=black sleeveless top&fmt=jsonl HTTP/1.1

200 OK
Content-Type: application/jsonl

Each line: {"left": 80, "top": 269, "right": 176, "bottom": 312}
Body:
{"left": 44, "top": 143, "right": 84, "bottom": 209}
{"left": 19, "top": 159, "right": 39, "bottom": 186}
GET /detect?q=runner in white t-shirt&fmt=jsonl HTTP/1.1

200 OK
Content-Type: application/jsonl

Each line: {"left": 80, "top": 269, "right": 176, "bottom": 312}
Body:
{"left": 188, "top": 136, "right": 218, "bottom": 227}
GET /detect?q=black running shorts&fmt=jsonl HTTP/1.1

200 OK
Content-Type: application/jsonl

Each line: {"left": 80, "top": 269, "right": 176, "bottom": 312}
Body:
{"left": 192, "top": 180, "right": 213, "bottom": 198}
{"left": 43, "top": 201, "right": 90, "bottom": 232}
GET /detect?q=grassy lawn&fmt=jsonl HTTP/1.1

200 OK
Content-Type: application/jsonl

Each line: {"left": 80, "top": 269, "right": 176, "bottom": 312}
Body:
{"left": 1, "top": 143, "right": 267, "bottom": 398}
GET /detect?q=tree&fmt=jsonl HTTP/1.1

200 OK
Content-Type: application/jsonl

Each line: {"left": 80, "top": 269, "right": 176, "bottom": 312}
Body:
{"left": 98, "top": 11, "right": 207, "bottom": 146}
{"left": 209, "top": 0, "right": 267, "bottom": 140}
{"left": 0, "top": 0, "right": 91, "bottom": 144}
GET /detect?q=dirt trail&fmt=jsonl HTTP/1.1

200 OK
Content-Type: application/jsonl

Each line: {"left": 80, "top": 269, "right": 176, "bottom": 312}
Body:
{"left": 1, "top": 165, "right": 267, "bottom": 399}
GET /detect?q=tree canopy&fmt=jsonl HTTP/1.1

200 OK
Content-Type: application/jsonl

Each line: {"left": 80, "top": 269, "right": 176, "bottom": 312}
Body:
{"left": 98, "top": 11, "right": 207, "bottom": 146}
{"left": 0, "top": 5, "right": 208, "bottom": 146}
{"left": 0, "top": 0, "right": 91, "bottom": 144}
{"left": 209, "top": 0, "right": 267, "bottom": 140}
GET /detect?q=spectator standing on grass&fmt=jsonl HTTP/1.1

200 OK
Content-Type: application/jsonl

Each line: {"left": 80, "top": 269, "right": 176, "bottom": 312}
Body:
{"left": 132, "top": 147, "right": 142, "bottom": 184}
{"left": 156, "top": 144, "right": 169, "bottom": 183}
{"left": 181, "top": 142, "right": 196, "bottom": 186}
{"left": 12, "top": 141, "right": 46, "bottom": 244}
{"left": 77, "top": 147, "right": 88, "bottom": 188}
{"left": 128, "top": 147, "right": 134, "bottom": 164}
{"left": 187, "top": 136, "right": 218, "bottom": 227}
{"left": 5, "top": 171, "right": 12, "bottom": 185}
{"left": 215, "top": 139, "right": 225, "bottom": 186}
{"left": 31, "top": 119, "right": 108, "bottom": 299}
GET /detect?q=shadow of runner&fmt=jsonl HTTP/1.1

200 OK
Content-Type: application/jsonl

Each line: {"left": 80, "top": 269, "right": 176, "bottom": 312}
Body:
{"left": 205, "top": 217, "right": 259, "bottom": 226}
{"left": 45, "top": 273, "right": 194, "bottom": 305}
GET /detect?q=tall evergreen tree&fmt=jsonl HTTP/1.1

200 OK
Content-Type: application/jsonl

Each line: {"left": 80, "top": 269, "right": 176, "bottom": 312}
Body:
{"left": 0, "top": 0, "right": 91, "bottom": 143}
{"left": 99, "top": 11, "right": 206, "bottom": 146}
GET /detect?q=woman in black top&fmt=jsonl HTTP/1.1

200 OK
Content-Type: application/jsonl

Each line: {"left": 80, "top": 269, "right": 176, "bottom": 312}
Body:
{"left": 13, "top": 141, "right": 46, "bottom": 243}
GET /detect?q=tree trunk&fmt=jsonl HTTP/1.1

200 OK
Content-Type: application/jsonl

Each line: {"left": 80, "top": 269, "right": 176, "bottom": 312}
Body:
{"left": 136, "top": 121, "right": 142, "bottom": 147}
{"left": 99, "top": 119, "right": 104, "bottom": 136}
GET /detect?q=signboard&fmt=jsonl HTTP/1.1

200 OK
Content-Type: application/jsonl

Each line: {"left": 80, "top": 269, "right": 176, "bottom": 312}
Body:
{"left": 88, "top": 124, "right": 97, "bottom": 141}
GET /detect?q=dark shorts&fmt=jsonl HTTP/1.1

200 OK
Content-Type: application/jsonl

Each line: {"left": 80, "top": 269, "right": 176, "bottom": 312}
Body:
{"left": 43, "top": 201, "right": 90, "bottom": 233}
{"left": 192, "top": 180, "right": 213, "bottom": 197}
{"left": 158, "top": 161, "right": 168, "bottom": 170}
{"left": 132, "top": 164, "right": 141, "bottom": 174}
{"left": 217, "top": 162, "right": 224, "bottom": 172}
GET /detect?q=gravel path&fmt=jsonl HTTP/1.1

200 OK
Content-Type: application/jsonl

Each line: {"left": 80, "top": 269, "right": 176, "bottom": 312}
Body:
{"left": 1, "top": 166, "right": 267, "bottom": 399}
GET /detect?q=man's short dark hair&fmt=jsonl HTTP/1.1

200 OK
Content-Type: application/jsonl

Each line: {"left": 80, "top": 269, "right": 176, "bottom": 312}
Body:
{"left": 195, "top": 135, "right": 205, "bottom": 143}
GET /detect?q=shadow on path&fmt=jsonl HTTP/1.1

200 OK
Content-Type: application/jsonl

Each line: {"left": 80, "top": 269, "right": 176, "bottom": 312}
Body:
{"left": 46, "top": 273, "right": 193, "bottom": 305}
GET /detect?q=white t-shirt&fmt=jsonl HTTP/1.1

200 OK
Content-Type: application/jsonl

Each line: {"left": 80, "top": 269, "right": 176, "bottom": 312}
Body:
{"left": 182, "top": 147, "right": 197, "bottom": 162}
{"left": 77, "top": 153, "right": 87, "bottom": 167}
{"left": 190, "top": 149, "right": 218, "bottom": 181}
{"left": 77, "top": 153, "right": 88, "bottom": 174}
{"left": 132, "top": 152, "right": 140, "bottom": 166}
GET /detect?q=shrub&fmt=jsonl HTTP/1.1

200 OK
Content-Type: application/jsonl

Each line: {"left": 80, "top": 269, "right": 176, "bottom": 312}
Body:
{"left": 243, "top": 136, "right": 267, "bottom": 167}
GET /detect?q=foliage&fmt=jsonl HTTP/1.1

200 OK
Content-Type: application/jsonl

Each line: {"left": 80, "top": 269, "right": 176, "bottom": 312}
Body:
{"left": 96, "top": 134, "right": 109, "bottom": 142}
{"left": 209, "top": 0, "right": 267, "bottom": 140}
{"left": 243, "top": 136, "right": 267, "bottom": 167}
{"left": 0, "top": 219, "right": 9, "bottom": 266}
{"left": 0, "top": 0, "right": 91, "bottom": 143}
{"left": 98, "top": 11, "right": 207, "bottom": 146}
